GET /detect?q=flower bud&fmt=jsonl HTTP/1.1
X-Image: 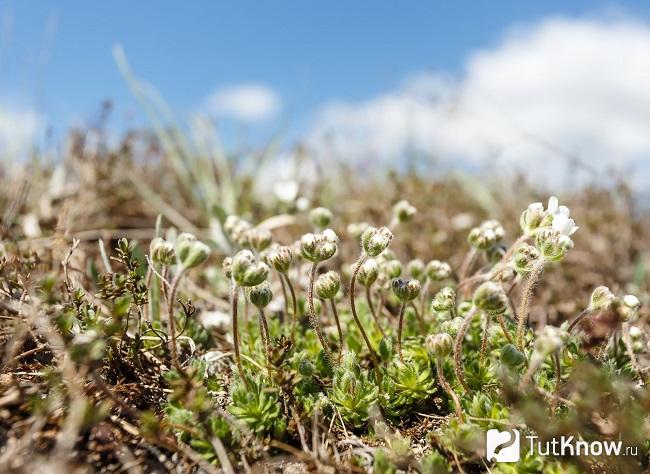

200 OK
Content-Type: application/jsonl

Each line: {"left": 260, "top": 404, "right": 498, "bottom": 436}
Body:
{"left": 535, "top": 229, "right": 573, "bottom": 262}
{"left": 431, "top": 287, "right": 456, "bottom": 313}
{"left": 309, "top": 207, "right": 333, "bottom": 230}
{"left": 458, "top": 301, "right": 473, "bottom": 317}
{"left": 356, "top": 259, "right": 379, "bottom": 287}
{"left": 232, "top": 250, "right": 269, "bottom": 287}
{"left": 176, "top": 233, "right": 211, "bottom": 269}
{"left": 393, "top": 200, "right": 417, "bottom": 223}
{"left": 472, "top": 281, "right": 507, "bottom": 315}
{"left": 534, "top": 325, "right": 569, "bottom": 356}
{"left": 300, "top": 229, "right": 339, "bottom": 262}
{"left": 468, "top": 220, "right": 503, "bottom": 251}
{"left": 176, "top": 233, "right": 197, "bottom": 263}
{"left": 426, "top": 333, "right": 453, "bottom": 359}
{"left": 501, "top": 344, "right": 525, "bottom": 367}
{"left": 440, "top": 317, "right": 463, "bottom": 337}
{"left": 150, "top": 237, "right": 176, "bottom": 266}
{"left": 347, "top": 222, "right": 369, "bottom": 240}
{"left": 248, "top": 228, "right": 273, "bottom": 252}
{"left": 520, "top": 202, "right": 547, "bottom": 235}
{"left": 247, "top": 281, "right": 273, "bottom": 309}
{"left": 426, "top": 260, "right": 452, "bottom": 281}
{"left": 224, "top": 215, "right": 253, "bottom": 247}
{"left": 589, "top": 286, "right": 615, "bottom": 311}
{"left": 618, "top": 294, "right": 641, "bottom": 322}
{"left": 361, "top": 226, "right": 393, "bottom": 257}
{"left": 512, "top": 244, "right": 540, "bottom": 275}
{"left": 382, "top": 259, "right": 402, "bottom": 279}
{"left": 315, "top": 270, "right": 341, "bottom": 299}
{"left": 268, "top": 246, "right": 293, "bottom": 273}
{"left": 391, "top": 278, "right": 421, "bottom": 303}
{"left": 406, "top": 259, "right": 425, "bottom": 280}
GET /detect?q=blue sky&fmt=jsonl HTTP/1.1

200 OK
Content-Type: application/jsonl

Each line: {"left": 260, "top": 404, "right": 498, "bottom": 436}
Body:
{"left": 3, "top": 1, "right": 650, "bottom": 191}
{"left": 2, "top": 0, "right": 647, "bottom": 135}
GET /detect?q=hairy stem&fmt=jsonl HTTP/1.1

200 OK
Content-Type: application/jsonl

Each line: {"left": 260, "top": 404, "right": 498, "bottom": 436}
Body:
{"left": 308, "top": 263, "right": 331, "bottom": 360}
{"left": 167, "top": 268, "right": 186, "bottom": 372}
{"left": 436, "top": 358, "right": 464, "bottom": 422}
{"left": 330, "top": 299, "right": 344, "bottom": 364}
{"left": 366, "top": 284, "right": 386, "bottom": 338}
{"left": 480, "top": 312, "right": 491, "bottom": 362}
{"left": 459, "top": 247, "right": 478, "bottom": 282}
{"left": 281, "top": 273, "right": 299, "bottom": 342}
{"left": 230, "top": 281, "right": 247, "bottom": 386}
{"left": 279, "top": 274, "right": 288, "bottom": 326}
{"left": 397, "top": 302, "right": 407, "bottom": 363}
{"left": 567, "top": 308, "right": 591, "bottom": 333}
{"left": 496, "top": 314, "right": 514, "bottom": 345}
{"left": 349, "top": 254, "right": 380, "bottom": 366}
{"left": 258, "top": 309, "right": 272, "bottom": 378}
{"left": 517, "top": 259, "right": 545, "bottom": 350}
{"left": 453, "top": 306, "right": 477, "bottom": 392}
{"left": 622, "top": 322, "right": 645, "bottom": 384}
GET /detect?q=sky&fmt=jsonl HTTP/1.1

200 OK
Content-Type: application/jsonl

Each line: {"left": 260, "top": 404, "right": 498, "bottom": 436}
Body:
{"left": 2, "top": 1, "right": 650, "bottom": 187}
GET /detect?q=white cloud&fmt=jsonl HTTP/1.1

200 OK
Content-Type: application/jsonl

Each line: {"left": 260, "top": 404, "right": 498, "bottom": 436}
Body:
{"left": 0, "top": 105, "right": 42, "bottom": 157}
{"left": 205, "top": 83, "right": 281, "bottom": 122}
{"left": 308, "top": 17, "right": 650, "bottom": 187}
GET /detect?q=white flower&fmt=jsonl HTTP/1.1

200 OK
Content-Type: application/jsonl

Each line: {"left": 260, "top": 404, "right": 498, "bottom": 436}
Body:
{"left": 273, "top": 179, "right": 298, "bottom": 202}
{"left": 552, "top": 213, "right": 579, "bottom": 236}
{"left": 547, "top": 196, "right": 571, "bottom": 216}
{"left": 623, "top": 294, "right": 641, "bottom": 310}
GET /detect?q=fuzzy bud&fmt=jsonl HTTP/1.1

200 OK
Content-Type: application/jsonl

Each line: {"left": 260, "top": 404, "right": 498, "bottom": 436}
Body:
{"left": 501, "top": 344, "right": 526, "bottom": 367}
{"left": 356, "top": 259, "right": 379, "bottom": 287}
{"left": 382, "top": 259, "right": 403, "bottom": 279}
{"left": 431, "top": 287, "right": 456, "bottom": 313}
{"left": 231, "top": 250, "right": 269, "bottom": 287}
{"left": 426, "top": 260, "right": 452, "bottom": 281}
{"left": 176, "top": 233, "right": 211, "bottom": 269}
{"left": 150, "top": 237, "right": 176, "bottom": 266}
{"left": 512, "top": 243, "right": 540, "bottom": 275}
{"left": 472, "top": 281, "right": 507, "bottom": 315}
{"left": 440, "top": 317, "right": 463, "bottom": 337}
{"left": 300, "top": 229, "right": 338, "bottom": 262}
{"left": 406, "top": 259, "right": 425, "bottom": 280}
{"left": 309, "top": 207, "right": 333, "bottom": 230}
{"left": 618, "top": 294, "right": 641, "bottom": 322}
{"left": 224, "top": 215, "right": 253, "bottom": 247}
{"left": 347, "top": 222, "right": 370, "bottom": 240}
{"left": 315, "top": 271, "right": 341, "bottom": 299}
{"left": 589, "top": 286, "right": 616, "bottom": 311}
{"left": 520, "top": 202, "right": 547, "bottom": 235}
{"left": 247, "top": 281, "right": 273, "bottom": 309}
{"left": 391, "top": 278, "right": 421, "bottom": 303}
{"left": 361, "top": 226, "right": 393, "bottom": 257}
{"left": 248, "top": 228, "right": 273, "bottom": 252}
{"left": 426, "top": 333, "right": 453, "bottom": 359}
{"left": 268, "top": 246, "right": 293, "bottom": 273}
{"left": 393, "top": 200, "right": 417, "bottom": 223}
{"left": 468, "top": 220, "right": 503, "bottom": 251}
{"left": 535, "top": 229, "right": 573, "bottom": 262}
{"left": 534, "top": 325, "right": 569, "bottom": 356}
{"left": 176, "top": 233, "right": 197, "bottom": 263}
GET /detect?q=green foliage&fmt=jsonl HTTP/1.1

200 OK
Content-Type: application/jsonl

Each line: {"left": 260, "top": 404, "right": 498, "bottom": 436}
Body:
{"left": 329, "top": 352, "right": 379, "bottom": 428}
{"left": 228, "top": 376, "right": 286, "bottom": 438}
